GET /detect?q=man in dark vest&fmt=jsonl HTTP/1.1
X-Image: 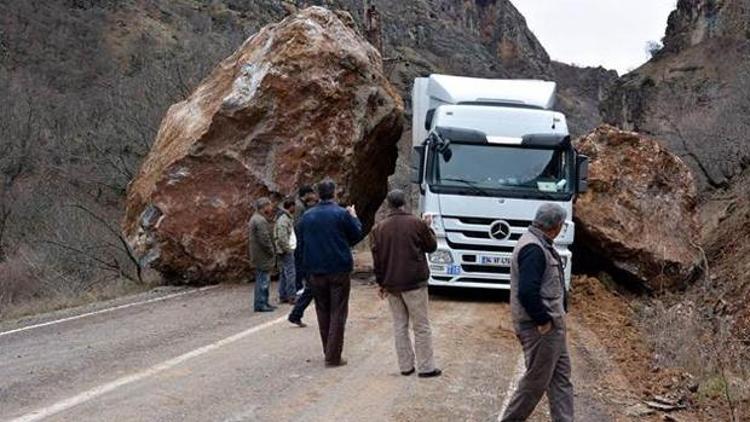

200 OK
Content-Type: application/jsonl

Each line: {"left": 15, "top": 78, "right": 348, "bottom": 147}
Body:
{"left": 501, "top": 203, "right": 573, "bottom": 422}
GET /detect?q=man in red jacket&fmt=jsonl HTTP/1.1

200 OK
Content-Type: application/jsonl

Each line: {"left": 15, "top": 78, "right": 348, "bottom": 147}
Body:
{"left": 370, "top": 189, "right": 442, "bottom": 378}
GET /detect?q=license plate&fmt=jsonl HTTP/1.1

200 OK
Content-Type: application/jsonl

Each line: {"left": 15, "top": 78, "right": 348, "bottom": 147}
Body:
{"left": 479, "top": 255, "right": 512, "bottom": 266}
{"left": 446, "top": 265, "right": 461, "bottom": 275}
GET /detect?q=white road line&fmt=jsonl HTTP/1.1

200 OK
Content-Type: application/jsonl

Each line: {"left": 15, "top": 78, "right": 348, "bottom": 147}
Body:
{"left": 9, "top": 314, "right": 287, "bottom": 422}
{"left": 0, "top": 285, "right": 220, "bottom": 338}
{"left": 498, "top": 354, "right": 525, "bottom": 421}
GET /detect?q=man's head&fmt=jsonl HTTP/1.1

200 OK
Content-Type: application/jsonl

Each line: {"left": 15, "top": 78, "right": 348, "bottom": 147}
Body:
{"left": 386, "top": 189, "right": 406, "bottom": 210}
{"left": 531, "top": 203, "right": 567, "bottom": 239}
{"left": 298, "top": 185, "right": 314, "bottom": 200}
{"left": 255, "top": 197, "right": 274, "bottom": 218}
{"left": 270, "top": 192, "right": 283, "bottom": 207}
{"left": 282, "top": 197, "right": 296, "bottom": 214}
{"left": 316, "top": 179, "right": 336, "bottom": 201}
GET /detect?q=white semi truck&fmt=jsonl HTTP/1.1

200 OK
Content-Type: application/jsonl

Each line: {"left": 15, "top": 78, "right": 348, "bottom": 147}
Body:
{"left": 411, "top": 74, "right": 589, "bottom": 290}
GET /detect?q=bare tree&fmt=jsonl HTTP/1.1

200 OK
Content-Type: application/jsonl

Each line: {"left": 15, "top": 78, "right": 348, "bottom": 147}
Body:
{"left": 0, "top": 91, "right": 35, "bottom": 262}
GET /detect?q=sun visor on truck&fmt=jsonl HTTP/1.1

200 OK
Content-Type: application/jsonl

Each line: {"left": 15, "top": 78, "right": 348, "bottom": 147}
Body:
{"left": 521, "top": 133, "right": 571, "bottom": 149}
{"left": 435, "top": 126, "right": 488, "bottom": 144}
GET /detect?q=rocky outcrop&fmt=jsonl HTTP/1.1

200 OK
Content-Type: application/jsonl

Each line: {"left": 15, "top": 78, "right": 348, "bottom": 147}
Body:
{"left": 602, "top": 0, "right": 750, "bottom": 192}
{"left": 552, "top": 62, "right": 618, "bottom": 138}
{"left": 122, "top": 7, "right": 404, "bottom": 283}
{"left": 574, "top": 126, "right": 703, "bottom": 291}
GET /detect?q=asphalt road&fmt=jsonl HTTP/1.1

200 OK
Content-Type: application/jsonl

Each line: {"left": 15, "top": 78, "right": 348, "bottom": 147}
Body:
{"left": 0, "top": 280, "right": 622, "bottom": 422}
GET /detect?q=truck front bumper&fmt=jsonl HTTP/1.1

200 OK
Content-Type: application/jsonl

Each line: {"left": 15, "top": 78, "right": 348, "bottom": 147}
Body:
{"left": 427, "top": 248, "right": 571, "bottom": 290}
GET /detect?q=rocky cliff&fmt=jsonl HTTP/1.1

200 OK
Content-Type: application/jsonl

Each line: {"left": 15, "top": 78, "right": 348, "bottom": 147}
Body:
{"left": 602, "top": 0, "right": 750, "bottom": 192}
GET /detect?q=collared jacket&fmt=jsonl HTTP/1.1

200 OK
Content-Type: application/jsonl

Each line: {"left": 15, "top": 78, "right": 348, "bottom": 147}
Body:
{"left": 370, "top": 210, "right": 438, "bottom": 293}
{"left": 248, "top": 212, "right": 276, "bottom": 272}
{"left": 274, "top": 209, "right": 296, "bottom": 255}
{"left": 298, "top": 201, "right": 362, "bottom": 275}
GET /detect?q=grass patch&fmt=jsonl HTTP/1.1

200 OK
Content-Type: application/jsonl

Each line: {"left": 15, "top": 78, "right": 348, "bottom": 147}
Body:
{"left": 0, "top": 278, "right": 154, "bottom": 322}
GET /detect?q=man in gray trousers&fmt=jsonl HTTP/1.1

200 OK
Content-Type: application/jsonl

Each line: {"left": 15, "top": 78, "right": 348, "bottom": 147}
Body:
{"left": 370, "top": 190, "right": 441, "bottom": 378}
{"left": 501, "top": 203, "right": 573, "bottom": 422}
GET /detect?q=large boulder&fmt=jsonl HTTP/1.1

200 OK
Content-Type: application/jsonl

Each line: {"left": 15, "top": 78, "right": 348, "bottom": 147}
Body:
{"left": 574, "top": 125, "right": 703, "bottom": 291}
{"left": 122, "top": 7, "right": 404, "bottom": 284}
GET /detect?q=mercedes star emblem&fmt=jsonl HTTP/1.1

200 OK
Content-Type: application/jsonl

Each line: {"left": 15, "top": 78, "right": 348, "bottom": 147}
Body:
{"left": 489, "top": 220, "right": 512, "bottom": 241}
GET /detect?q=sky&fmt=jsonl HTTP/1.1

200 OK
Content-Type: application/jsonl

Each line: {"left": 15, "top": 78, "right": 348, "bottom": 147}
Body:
{"left": 509, "top": 0, "right": 677, "bottom": 75}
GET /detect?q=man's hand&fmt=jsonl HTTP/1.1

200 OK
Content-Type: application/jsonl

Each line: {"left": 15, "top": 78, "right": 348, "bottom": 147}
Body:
{"left": 377, "top": 287, "right": 388, "bottom": 300}
{"left": 346, "top": 205, "right": 357, "bottom": 218}
{"left": 422, "top": 212, "right": 434, "bottom": 227}
{"left": 537, "top": 321, "right": 553, "bottom": 335}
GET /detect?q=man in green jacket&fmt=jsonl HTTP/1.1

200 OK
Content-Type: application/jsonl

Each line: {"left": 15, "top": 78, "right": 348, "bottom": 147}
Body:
{"left": 248, "top": 197, "right": 276, "bottom": 312}
{"left": 275, "top": 198, "right": 297, "bottom": 304}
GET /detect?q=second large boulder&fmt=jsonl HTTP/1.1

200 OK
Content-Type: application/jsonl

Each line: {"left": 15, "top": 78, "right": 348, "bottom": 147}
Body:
{"left": 574, "top": 125, "right": 703, "bottom": 291}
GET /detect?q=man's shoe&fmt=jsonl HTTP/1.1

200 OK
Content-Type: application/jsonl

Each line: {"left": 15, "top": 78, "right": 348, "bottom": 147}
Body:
{"left": 418, "top": 369, "right": 442, "bottom": 378}
{"left": 288, "top": 318, "right": 307, "bottom": 328}
{"left": 254, "top": 306, "right": 275, "bottom": 312}
{"left": 325, "top": 359, "right": 348, "bottom": 368}
{"left": 401, "top": 368, "right": 415, "bottom": 376}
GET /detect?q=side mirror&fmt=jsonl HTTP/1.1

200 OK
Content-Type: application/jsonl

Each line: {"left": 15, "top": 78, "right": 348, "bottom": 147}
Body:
{"left": 411, "top": 145, "right": 425, "bottom": 185}
{"left": 424, "top": 109, "right": 435, "bottom": 131}
{"left": 576, "top": 154, "right": 589, "bottom": 193}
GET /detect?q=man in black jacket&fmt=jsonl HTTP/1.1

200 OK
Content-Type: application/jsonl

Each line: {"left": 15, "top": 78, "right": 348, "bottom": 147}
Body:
{"left": 370, "top": 190, "right": 441, "bottom": 378}
{"left": 501, "top": 203, "right": 573, "bottom": 422}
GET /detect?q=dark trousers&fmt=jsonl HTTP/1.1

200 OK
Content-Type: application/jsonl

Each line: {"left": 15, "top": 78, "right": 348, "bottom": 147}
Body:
{"left": 294, "top": 246, "right": 305, "bottom": 291}
{"left": 309, "top": 273, "right": 351, "bottom": 364}
{"left": 501, "top": 321, "right": 574, "bottom": 422}
{"left": 289, "top": 247, "right": 312, "bottom": 322}
{"left": 289, "top": 284, "right": 313, "bottom": 322}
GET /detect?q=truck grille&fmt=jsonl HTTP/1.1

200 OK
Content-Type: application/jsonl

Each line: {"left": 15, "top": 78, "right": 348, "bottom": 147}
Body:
{"left": 461, "top": 265, "right": 510, "bottom": 274}
{"left": 452, "top": 216, "right": 532, "bottom": 227}
{"left": 456, "top": 277, "right": 509, "bottom": 285}
{"left": 446, "top": 240, "right": 514, "bottom": 253}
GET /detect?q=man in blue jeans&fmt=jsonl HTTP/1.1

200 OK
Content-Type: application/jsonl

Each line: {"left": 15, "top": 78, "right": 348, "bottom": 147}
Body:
{"left": 289, "top": 187, "right": 319, "bottom": 327}
{"left": 248, "top": 197, "right": 277, "bottom": 312}
{"left": 297, "top": 179, "right": 362, "bottom": 367}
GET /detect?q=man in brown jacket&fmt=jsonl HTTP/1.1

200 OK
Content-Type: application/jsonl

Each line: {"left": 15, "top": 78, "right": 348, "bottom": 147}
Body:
{"left": 370, "top": 189, "right": 441, "bottom": 378}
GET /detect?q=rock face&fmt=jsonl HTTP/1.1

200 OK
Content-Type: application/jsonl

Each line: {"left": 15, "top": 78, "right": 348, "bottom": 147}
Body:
{"left": 552, "top": 62, "right": 618, "bottom": 138}
{"left": 574, "top": 126, "right": 703, "bottom": 291}
{"left": 122, "top": 7, "right": 404, "bottom": 283}
{"left": 602, "top": 0, "right": 750, "bottom": 192}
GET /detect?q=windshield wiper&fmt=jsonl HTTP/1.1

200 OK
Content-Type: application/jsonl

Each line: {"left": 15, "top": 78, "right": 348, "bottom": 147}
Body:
{"left": 440, "top": 178, "right": 492, "bottom": 196}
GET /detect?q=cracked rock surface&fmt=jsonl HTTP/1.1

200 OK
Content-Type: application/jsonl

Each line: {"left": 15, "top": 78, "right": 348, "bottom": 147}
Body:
{"left": 122, "top": 7, "right": 403, "bottom": 284}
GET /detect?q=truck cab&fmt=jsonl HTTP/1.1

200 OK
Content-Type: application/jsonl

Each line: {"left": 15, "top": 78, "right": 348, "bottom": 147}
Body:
{"left": 411, "top": 74, "right": 588, "bottom": 290}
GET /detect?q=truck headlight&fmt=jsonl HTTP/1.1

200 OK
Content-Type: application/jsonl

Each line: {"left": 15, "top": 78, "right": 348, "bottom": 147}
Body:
{"left": 429, "top": 249, "right": 453, "bottom": 264}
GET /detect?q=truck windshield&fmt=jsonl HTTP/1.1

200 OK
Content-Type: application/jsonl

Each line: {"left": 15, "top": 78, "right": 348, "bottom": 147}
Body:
{"left": 429, "top": 143, "right": 573, "bottom": 199}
